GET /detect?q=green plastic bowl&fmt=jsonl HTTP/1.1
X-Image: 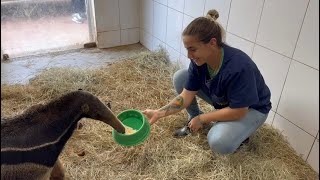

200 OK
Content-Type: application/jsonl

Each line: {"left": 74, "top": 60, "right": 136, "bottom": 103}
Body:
{"left": 112, "top": 109, "right": 150, "bottom": 147}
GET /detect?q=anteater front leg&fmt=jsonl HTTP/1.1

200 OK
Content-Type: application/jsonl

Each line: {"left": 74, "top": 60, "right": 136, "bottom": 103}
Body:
{"left": 49, "top": 159, "right": 65, "bottom": 180}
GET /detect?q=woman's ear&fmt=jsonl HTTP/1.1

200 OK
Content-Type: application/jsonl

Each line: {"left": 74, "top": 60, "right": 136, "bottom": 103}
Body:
{"left": 209, "top": 38, "right": 217, "bottom": 46}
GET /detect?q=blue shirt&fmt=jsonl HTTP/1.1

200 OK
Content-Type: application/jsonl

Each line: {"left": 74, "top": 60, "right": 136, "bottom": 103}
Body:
{"left": 185, "top": 44, "right": 272, "bottom": 114}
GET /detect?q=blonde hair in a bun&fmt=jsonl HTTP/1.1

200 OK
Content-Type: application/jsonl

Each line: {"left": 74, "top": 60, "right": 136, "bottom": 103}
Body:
{"left": 206, "top": 9, "right": 219, "bottom": 21}
{"left": 183, "top": 9, "right": 226, "bottom": 46}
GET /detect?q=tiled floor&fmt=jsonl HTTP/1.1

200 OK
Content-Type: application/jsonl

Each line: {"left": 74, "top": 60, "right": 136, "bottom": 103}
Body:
{"left": 1, "top": 15, "right": 90, "bottom": 58}
{"left": 1, "top": 43, "right": 148, "bottom": 85}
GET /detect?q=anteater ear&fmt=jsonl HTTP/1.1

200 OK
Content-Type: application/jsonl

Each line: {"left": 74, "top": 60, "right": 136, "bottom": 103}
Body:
{"left": 81, "top": 104, "right": 89, "bottom": 113}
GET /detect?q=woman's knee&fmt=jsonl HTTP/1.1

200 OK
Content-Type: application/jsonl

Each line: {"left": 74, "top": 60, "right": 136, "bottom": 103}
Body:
{"left": 172, "top": 69, "right": 188, "bottom": 93}
{"left": 207, "top": 133, "right": 239, "bottom": 155}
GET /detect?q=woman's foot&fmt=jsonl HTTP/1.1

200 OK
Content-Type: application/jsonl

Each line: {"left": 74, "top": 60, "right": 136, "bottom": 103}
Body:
{"left": 173, "top": 125, "right": 191, "bottom": 137}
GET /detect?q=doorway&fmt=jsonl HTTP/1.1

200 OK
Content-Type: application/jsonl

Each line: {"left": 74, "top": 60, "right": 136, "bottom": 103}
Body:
{"left": 1, "top": 0, "right": 94, "bottom": 58}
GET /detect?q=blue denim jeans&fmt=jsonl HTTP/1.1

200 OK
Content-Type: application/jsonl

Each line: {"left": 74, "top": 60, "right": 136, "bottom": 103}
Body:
{"left": 173, "top": 69, "right": 268, "bottom": 154}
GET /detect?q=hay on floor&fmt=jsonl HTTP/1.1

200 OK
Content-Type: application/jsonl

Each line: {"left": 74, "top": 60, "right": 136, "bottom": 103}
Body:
{"left": 1, "top": 49, "right": 318, "bottom": 180}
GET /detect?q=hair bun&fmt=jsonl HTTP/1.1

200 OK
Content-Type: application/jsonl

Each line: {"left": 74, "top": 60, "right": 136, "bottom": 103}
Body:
{"left": 207, "top": 9, "right": 219, "bottom": 21}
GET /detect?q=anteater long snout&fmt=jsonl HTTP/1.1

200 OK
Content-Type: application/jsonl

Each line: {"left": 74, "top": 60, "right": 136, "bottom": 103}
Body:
{"left": 102, "top": 106, "right": 125, "bottom": 134}
{"left": 108, "top": 116, "right": 125, "bottom": 134}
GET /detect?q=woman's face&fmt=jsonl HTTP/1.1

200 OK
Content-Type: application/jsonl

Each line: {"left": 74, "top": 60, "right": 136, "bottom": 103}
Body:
{"left": 183, "top": 35, "right": 216, "bottom": 66}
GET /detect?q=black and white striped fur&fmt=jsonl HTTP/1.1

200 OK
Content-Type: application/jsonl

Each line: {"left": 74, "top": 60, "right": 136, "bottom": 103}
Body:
{"left": 1, "top": 90, "right": 125, "bottom": 180}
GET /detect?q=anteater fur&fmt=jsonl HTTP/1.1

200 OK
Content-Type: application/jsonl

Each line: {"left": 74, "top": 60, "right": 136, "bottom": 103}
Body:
{"left": 1, "top": 90, "right": 125, "bottom": 180}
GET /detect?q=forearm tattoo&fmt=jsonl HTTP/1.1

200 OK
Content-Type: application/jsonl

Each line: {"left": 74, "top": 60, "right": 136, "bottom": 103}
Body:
{"left": 159, "top": 95, "right": 184, "bottom": 116}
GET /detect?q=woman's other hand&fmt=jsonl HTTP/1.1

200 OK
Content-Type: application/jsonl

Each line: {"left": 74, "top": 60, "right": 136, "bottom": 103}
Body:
{"left": 188, "top": 115, "right": 204, "bottom": 132}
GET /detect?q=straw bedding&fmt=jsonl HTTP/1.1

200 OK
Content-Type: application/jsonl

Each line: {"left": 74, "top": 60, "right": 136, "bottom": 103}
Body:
{"left": 1, "top": 49, "right": 318, "bottom": 180}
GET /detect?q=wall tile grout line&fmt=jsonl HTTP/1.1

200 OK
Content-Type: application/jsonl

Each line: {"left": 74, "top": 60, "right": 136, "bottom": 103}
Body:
{"left": 153, "top": 1, "right": 185, "bottom": 15}
{"left": 226, "top": 0, "right": 233, "bottom": 32}
{"left": 179, "top": 0, "right": 186, "bottom": 57}
{"left": 275, "top": 111, "right": 317, "bottom": 139}
{"left": 120, "top": 27, "right": 140, "bottom": 30}
{"left": 306, "top": 131, "right": 319, "bottom": 161}
{"left": 228, "top": 30, "right": 319, "bottom": 71}
{"left": 271, "top": 59, "right": 292, "bottom": 124}
{"left": 168, "top": 4, "right": 184, "bottom": 14}
{"left": 154, "top": 0, "right": 166, "bottom": 7}
{"left": 305, "top": 138, "right": 317, "bottom": 161}
{"left": 291, "top": 59, "right": 319, "bottom": 71}
{"left": 202, "top": 0, "right": 207, "bottom": 16}
{"left": 290, "top": 0, "right": 311, "bottom": 59}
{"left": 251, "top": 0, "right": 265, "bottom": 59}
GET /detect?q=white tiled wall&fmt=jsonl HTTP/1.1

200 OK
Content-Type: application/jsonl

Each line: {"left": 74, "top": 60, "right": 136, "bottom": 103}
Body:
{"left": 139, "top": 0, "right": 319, "bottom": 173}
{"left": 293, "top": 0, "right": 319, "bottom": 70}
{"left": 166, "top": 8, "right": 183, "bottom": 52}
{"left": 153, "top": 2, "right": 167, "bottom": 42}
{"left": 307, "top": 133, "right": 319, "bottom": 174}
{"left": 168, "top": 0, "right": 184, "bottom": 12}
{"left": 204, "top": 0, "right": 231, "bottom": 30}
{"left": 277, "top": 61, "right": 319, "bottom": 137}
{"left": 94, "top": 0, "right": 140, "bottom": 48}
{"left": 265, "top": 110, "right": 275, "bottom": 125}
{"left": 252, "top": 45, "right": 291, "bottom": 112}
{"left": 273, "top": 114, "right": 315, "bottom": 160}
{"left": 184, "top": 0, "right": 205, "bottom": 18}
{"left": 180, "top": 14, "right": 194, "bottom": 57}
{"left": 256, "top": 0, "right": 309, "bottom": 57}
{"left": 226, "top": 33, "right": 254, "bottom": 57}
{"left": 227, "top": 0, "right": 264, "bottom": 42}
